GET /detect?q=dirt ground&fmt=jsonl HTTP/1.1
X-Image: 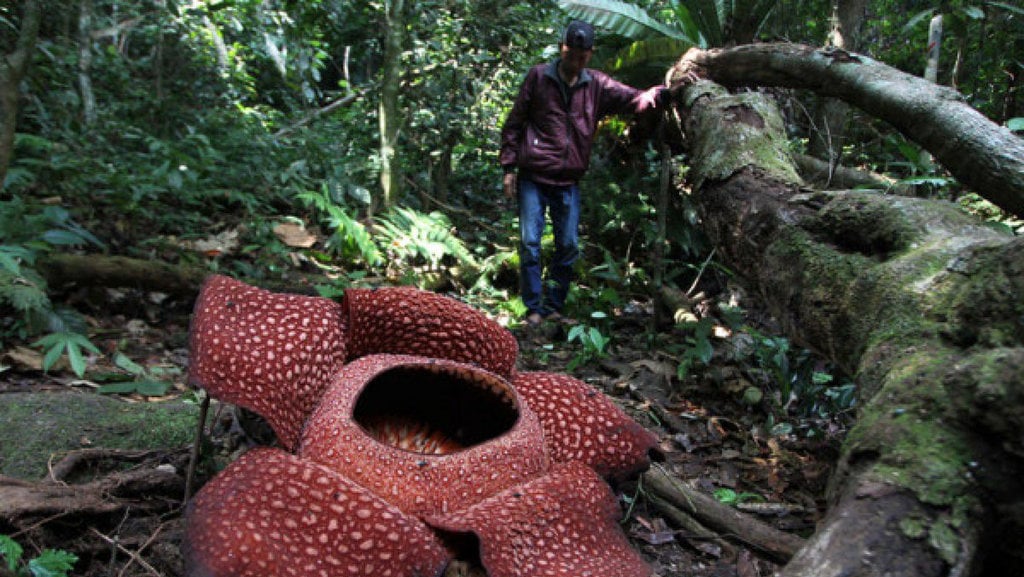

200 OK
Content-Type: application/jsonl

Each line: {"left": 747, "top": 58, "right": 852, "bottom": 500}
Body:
{"left": 0, "top": 288, "right": 847, "bottom": 577}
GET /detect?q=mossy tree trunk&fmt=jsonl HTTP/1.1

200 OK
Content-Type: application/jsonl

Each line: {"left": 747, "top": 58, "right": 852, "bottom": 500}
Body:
{"left": 679, "top": 43, "right": 1024, "bottom": 219}
{"left": 668, "top": 47, "right": 1024, "bottom": 576}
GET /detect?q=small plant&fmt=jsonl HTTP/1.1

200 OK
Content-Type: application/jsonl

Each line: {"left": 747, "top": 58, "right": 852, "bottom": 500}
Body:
{"left": 0, "top": 534, "right": 77, "bottom": 577}
{"left": 713, "top": 488, "right": 765, "bottom": 507}
{"left": 298, "top": 185, "right": 383, "bottom": 267}
{"left": 94, "top": 352, "right": 177, "bottom": 397}
{"left": 742, "top": 328, "right": 858, "bottom": 436}
{"left": 1, "top": 200, "right": 104, "bottom": 377}
{"left": 32, "top": 331, "right": 101, "bottom": 378}
{"left": 566, "top": 322, "right": 612, "bottom": 371}
{"left": 675, "top": 317, "right": 715, "bottom": 380}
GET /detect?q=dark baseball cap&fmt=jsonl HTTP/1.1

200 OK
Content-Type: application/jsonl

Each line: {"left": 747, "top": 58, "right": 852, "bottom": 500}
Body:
{"left": 564, "top": 20, "right": 595, "bottom": 50}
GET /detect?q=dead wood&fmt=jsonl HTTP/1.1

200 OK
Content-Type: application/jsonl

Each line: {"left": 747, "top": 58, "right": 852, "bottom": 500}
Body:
{"left": 645, "top": 492, "right": 737, "bottom": 560}
{"left": 643, "top": 465, "right": 804, "bottom": 562}
{"left": 0, "top": 467, "right": 184, "bottom": 529}
{"left": 47, "top": 448, "right": 168, "bottom": 483}
{"left": 37, "top": 253, "right": 208, "bottom": 299}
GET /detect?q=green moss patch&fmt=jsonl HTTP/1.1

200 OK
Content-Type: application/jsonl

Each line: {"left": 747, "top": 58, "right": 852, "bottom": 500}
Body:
{"left": 0, "top": 391, "right": 199, "bottom": 480}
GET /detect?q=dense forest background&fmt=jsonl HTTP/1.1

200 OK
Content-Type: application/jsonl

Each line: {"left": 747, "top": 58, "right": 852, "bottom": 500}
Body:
{"left": 2, "top": 0, "right": 1021, "bottom": 368}
{"left": 1, "top": 1, "right": 1023, "bottom": 575}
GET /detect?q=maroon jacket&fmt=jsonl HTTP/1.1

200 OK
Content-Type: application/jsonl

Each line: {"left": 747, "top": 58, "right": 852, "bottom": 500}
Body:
{"left": 500, "top": 61, "right": 644, "bottom": 187}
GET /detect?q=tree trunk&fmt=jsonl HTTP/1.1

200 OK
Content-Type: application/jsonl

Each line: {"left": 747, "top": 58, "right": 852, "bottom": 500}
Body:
{"left": 0, "top": 0, "right": 44, "bottom": 193}
{"left": 806, "top": 0, "right": 868, "bottom": 172}
{"left": 668, "top": 47, "right": 1024, "bottom": 576}
{"left": 78, "top": 0, "right": 96, "bottom": 126}
{"left": 679, "top": 43, "right": 1024, "bottom": 219}
{"left": 377, "top": 0, "right": 406, "bottom": 214}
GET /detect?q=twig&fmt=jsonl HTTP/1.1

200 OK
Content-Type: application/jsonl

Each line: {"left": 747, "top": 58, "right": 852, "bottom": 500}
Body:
{"left": 88, "top": 528, "right": 161, "bottom": 577}
{"left": 183, "top": 393, "right": 211, "bottom": 504}
{"left": 117, "top": 524, "right": 165, "bottom": 577}
{"left": 272, "top": 90, "right": 367, "bottom": 138}
{"left": 685, "top": 247, "right": 716, "bottom": 297}
{"left": 8, "top": 511, "right": 73, "bottom": 539}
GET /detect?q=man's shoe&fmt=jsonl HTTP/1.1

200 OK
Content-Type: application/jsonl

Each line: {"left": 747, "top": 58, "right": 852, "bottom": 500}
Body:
{"left": 525, "top": 312, "right": 544, "bottom": 326}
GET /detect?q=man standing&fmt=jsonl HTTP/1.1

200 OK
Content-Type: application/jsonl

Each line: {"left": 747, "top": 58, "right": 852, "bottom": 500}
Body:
{"left": 500, "top": 20, "right": 666, "bottom": 326}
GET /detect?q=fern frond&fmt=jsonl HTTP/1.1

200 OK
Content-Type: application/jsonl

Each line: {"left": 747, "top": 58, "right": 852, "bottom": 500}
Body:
{"left": 0, "top": 269, "right": 50, "bottom": 313}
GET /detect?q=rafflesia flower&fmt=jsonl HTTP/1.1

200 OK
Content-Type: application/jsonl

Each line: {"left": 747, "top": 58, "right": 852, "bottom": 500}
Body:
{"left": 184, "top": 275, "right": 658, "bottom": 577}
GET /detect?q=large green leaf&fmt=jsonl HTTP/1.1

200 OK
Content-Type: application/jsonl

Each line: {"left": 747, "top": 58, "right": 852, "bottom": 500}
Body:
{"left": 558, "top": 0, "right": 697, "bottom": 43}
{"left": 606, "top": 37, "right": 696, "bottom": 74}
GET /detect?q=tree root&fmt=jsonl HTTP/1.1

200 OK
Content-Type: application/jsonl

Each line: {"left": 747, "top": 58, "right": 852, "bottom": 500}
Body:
{"left": 643, "top": 464, "right": 805, "bottom": 563}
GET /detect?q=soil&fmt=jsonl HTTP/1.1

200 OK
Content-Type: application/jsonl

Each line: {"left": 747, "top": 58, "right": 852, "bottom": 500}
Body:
{"left": 0, "top": 287, "right": 848, "bottom": 577}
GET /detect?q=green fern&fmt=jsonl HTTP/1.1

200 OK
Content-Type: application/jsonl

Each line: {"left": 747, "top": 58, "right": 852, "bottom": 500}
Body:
{"left": 297, "top": 186, "right": 384, "bottom": 267}
{"left": 375, "top": 207, "right": 478, "bottom": 272}
{"left": 1, "top": 273, "right": 50, "bottom": 314}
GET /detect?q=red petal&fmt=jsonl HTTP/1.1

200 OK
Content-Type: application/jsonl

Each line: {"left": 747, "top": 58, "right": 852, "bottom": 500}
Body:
{"left": 427, "top": 461, "right": 653, "bottom": 577}
{"left": 184, "top": 447, "right": 449, "bottom": 577}
{"left": 512, "top": 371, "right": 658, "bottom": 480}
{"left": 343, "top": 287, "right": 518, "bottom": 379}
{"left": 188, "top": 275, "right": 348, "bottom": 450}
{"left": 299, "top": 354, "right": 549, "bottom": 516}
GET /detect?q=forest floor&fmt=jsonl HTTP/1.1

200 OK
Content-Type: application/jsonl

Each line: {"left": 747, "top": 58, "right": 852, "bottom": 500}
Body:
{"left": 0, "top": 283, "right": 848, "bottom": 577}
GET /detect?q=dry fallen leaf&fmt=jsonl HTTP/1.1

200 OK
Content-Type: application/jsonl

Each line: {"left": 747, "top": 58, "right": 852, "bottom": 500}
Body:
{"left": 185, "top": 229, "right": 240, "bottom": 257}
{"left": 273, "top": 221, "right": 317, "bottom": 248}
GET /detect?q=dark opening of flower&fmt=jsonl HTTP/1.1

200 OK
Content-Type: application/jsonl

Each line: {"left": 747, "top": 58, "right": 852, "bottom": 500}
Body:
{"left": 354, "top": 365, "right": 520, "bottom": 455}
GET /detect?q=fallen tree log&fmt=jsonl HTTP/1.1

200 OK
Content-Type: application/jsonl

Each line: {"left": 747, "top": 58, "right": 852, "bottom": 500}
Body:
{"left": 667, "top": 47, "right": 1024, "bottom": 576}
{"left": 37, "top": 253, "right": 208, "bottom": 298}
{"left": 678, "top": 42, "right": 1024, "bottom": 219}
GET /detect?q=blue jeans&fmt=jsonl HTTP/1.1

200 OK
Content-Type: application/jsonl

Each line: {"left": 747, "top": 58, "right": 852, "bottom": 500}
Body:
{"left": 518, "top": 178, "right": 580, "bottom": 316}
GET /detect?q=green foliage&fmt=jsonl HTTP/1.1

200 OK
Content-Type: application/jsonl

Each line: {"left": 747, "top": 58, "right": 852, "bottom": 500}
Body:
{"left": 558, "top": 0, "right": 699, "bottom": 80}
{"left": 558, "top": 0, "right": 700, "bottom": 43}
{"left": 713, "top": 487, "right": 764, "bottom": 506}
{"left": 298, "top": 185, "right": 384, "bottom": 268}
{"left": 94, "top": 352, "right": 175, "bottom": 397}
{"left": 744, "top": 329, "right": 857, "bottom": 436}
{"left": 675, "top": 317, "right": 715, "bottom": 379}
{"left": 567, "top": 321, "right": 613, "bottom": 371}
{"left": 0, "top": 200, "right": 99, "bottom": 367}
{"left": 376, "top": 207, "right": 479, "bottom": 284}
{"left": 0, "top": 534, "right": 77, "bottom": 577}
{"left": 32, "top": 332, "right": 101, "bottom": 379}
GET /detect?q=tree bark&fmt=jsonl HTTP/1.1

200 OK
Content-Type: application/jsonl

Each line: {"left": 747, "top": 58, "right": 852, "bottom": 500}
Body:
{"left": 377, "top": 0, "right": 406, "bottom": 214}
{"left": 78, "top": 0, "right": 96, "bottom": 126}
{"left": 0, "top": 0, "right": 44, "bottom": 193}
{"left": 679, "top": 43, "right": 1024, "bottom": 219}
{"left": 668, "top": 48, "right": 1024, "bottom": 576}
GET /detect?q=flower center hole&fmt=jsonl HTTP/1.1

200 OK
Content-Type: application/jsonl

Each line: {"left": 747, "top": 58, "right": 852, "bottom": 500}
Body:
{"left": 354, "top": 366, "right": 519, "bottom": 455}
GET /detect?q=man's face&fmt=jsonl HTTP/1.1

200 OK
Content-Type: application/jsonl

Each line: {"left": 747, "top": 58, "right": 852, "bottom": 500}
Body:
{"left": 559, "top": 44, "right": 593, "bottom": 76}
